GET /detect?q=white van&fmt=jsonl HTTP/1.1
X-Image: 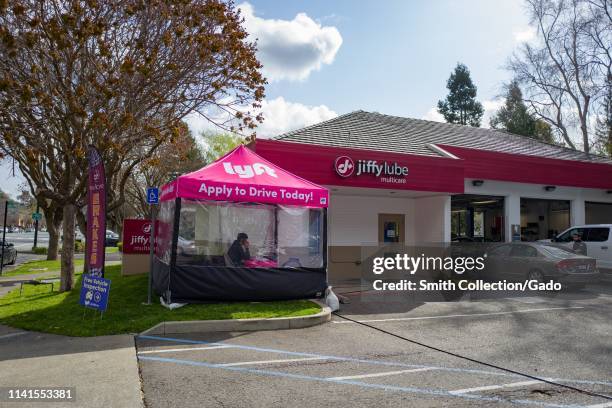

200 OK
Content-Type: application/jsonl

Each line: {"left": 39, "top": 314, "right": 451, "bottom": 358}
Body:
{"left": 544, "top": 225, "right": 612, "bottom": 271}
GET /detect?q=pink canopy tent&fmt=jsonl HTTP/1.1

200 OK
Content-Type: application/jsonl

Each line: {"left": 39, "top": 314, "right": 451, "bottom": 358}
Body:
{"left": 160, "top": 145, "right": 329, "bottom": 208}
{"left": 153, "top": 145, "right": 329, "bottom": 303}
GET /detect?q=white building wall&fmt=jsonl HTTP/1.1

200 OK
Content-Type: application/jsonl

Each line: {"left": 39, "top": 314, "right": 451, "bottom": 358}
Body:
{"left": 328, "top": 193, "right": 451, "bottom": 245}
{"left": 328, "top": 193, "right": 416, "bottom": 245}
{"left": 413, "top": 195, "right": 451, "bottom": 242}
{"left": 504, "top": 195, "right": 521, "bottom": 242}
{"left": 571, "top": 198, "right": 586, "bottom": 226}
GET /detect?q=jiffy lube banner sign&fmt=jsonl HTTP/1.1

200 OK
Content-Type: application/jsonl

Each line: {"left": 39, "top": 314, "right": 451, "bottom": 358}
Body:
{"left": 122, "top": 219, "right": 154, "bottom": 254}
{"left": 86, "top": 146, "right": 106, "bottom": 278}
{"left": 159, "top": 145, "right": 329, "bottom": 208}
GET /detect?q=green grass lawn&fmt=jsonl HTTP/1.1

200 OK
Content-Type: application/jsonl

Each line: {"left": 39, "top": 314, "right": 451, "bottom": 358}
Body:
{"left": 2, "top": 247, "right": 117, "bottom": 277}
{"left": 0, "top": 264, "right": 321, "bottom": 337}
{"left": 1, "top": 259, "right": 85, "bottom": 277}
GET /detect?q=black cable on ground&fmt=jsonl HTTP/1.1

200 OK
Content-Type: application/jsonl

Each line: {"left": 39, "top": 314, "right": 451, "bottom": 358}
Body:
{"left": 332, "top": 312, "right": 612, "bottom": 402}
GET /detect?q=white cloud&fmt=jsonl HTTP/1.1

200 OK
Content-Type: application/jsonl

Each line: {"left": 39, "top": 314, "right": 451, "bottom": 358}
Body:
{"left": 238, "top": 2, "right": 343, "bottom": 82}
{"left": 422, "top": 107, "right": 444, "bottom": 123}
{"left": 513, "top": 26, "right": 536, "bottom": 43}
{"left": 185, "top": 96, "right": 337, "bottom": 138}
{"left": 482, "top": 99, "right": 504, "bottom": 128}
{"left": 422, "top": 99, "right": 504, "bottom": 128}
{"left": 255, "top": 97, "right": 337, "bottom": 137}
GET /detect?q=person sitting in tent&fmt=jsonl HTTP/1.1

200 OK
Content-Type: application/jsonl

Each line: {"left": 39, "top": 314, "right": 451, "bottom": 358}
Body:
{"left": 227, "top": 232, "right": 251, "bottom": 266}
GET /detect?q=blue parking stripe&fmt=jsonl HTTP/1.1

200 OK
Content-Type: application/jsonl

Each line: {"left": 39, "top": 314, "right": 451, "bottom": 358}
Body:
{"left": 138, "top": 355, "right": 588, "bottom": 408}
{"left": 137, "top": 335, "right": 612, "bottom": 388}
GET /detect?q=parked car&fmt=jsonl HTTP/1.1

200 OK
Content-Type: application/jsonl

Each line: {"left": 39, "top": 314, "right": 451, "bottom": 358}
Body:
{"left": 483, "top": 242, "right": 598, "bottom": 288}
{"left": 75, "top": 230, "right": 85, "bottom": 242}
{"left": 177, "top": 236, "right": 197, "bottom": 256}
{"left": 105, "top": 230, "right": 119, "bottom": 247}
{"left": 0, "top": 240, "right": 17, "bottom": 266}
{"left": 540, "top": 224, "right": 612, "bottom": 272}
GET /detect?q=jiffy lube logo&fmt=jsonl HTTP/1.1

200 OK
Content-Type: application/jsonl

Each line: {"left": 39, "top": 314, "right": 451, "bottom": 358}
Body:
{"left": 335, "top": 156, "right": 355, "bottom": 177}
{"left": 223, "top": 162, "right": 277, "bottom": 179}
{"left": 334, "top": 155, "right": 409, "bottom": 184}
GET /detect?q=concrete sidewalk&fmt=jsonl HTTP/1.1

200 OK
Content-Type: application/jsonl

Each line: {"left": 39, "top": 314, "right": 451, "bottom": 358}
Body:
{"left": 0, "top": 325, "right": 143, "bottom": 407}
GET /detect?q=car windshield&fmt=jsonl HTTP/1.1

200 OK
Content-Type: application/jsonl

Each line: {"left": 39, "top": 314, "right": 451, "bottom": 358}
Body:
{"left": 539, "top": 245, "right": 576, "bottom": 257}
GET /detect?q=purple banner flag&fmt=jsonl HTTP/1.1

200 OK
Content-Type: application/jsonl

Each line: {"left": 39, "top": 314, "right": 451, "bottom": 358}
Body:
{"left": 86, "top": 146, "right": 106, "bottom": 278}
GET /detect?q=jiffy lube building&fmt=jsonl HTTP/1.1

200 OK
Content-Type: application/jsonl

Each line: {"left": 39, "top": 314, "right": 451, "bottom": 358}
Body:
{"left": 251, "top": 111, "right": 612, "bottom": 280}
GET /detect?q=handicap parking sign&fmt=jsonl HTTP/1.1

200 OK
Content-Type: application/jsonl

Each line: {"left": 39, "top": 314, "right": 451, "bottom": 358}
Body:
{"left": 79, "top": 275, "right": 111, "bottom": 311}
{"left": 146, "top": 187, "right": 159, "bottom": 204}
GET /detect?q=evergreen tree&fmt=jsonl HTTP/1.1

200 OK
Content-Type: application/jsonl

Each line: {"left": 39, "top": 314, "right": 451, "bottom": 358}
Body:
{"left": 437, "top": 63, "right": 484, "bottom": 127}
{"left": 490, "top": 81, "right": 554, "bottom": 144}
{"left": 534, "top": 120, "right": 554, "bottom": 144}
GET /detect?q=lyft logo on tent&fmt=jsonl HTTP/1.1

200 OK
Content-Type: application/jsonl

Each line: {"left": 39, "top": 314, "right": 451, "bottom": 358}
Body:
{"left": 223, "top": 162, "right": 277, "bottom": 179}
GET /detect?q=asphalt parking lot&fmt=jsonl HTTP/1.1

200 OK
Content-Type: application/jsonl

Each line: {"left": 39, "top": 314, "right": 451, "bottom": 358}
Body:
{"left": 136, "top": 284, "right": 612, "bottom": 408}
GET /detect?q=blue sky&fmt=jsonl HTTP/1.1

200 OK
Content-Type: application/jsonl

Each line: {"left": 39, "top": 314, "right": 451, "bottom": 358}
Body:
{"left": 257, "top": 0, "right": 530, "bottom": 118}
{"left": 186, "top": 0, "right": 536, "bottom": 137}
{"left": 1, "top": 1, "right": 535, "bottom": 198}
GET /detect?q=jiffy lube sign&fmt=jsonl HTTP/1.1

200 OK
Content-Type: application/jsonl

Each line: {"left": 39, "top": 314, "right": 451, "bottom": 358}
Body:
{"left": 335, "top": 155, "right": 408, "bottom": 184}
{"left": 122, "top": 219, "right": 155, "bottom": 254}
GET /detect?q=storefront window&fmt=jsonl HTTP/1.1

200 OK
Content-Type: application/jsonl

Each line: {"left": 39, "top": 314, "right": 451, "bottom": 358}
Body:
{"left": 451, "top": 210, "right": 468, "bottom": 238}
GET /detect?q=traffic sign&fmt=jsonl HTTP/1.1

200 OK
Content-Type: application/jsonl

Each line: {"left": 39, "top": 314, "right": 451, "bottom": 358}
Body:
{"left": 32, "top": 212, "right": 42, "bottom": 221}
{"left": 146, "top": 187, "right": 159, "bottom": 204}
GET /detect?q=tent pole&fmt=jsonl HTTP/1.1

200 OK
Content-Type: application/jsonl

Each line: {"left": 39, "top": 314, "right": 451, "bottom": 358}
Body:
{"left": 168, "top": 197, "right": 182, "bottom": 303}
{"left": 323, "top": 208, "right": 328, "bottom": 283}
{"left": 274, "top": 206, "right": 279, "bottom": 262}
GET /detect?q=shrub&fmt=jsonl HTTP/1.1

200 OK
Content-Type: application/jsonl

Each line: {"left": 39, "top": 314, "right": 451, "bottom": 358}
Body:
{"left": 117, "top": 242, "right": 123, "bottom": 252}
{"left": 32, "top": 246, "right": 48, "bottom": 255}
{"left": 74, "top": 241, "right": 85, "bottom": 253}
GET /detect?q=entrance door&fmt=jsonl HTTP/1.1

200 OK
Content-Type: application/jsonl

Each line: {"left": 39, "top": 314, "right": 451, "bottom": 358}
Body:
{"left": 378, "top": 214, "right": 405, "bottom": 243}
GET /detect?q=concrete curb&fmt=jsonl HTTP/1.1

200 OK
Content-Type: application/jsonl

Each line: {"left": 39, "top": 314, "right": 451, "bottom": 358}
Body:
{"left": 140, "top": 300, "right": 331, "bottom": 335}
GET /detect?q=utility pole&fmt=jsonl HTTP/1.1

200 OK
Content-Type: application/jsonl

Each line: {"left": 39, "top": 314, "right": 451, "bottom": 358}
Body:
{"left": 147, "top": 206, "right": 156, "bottom": 305}
{"left": 33, "top": 202, "right": 40, "bottom": 249}
{"left": 0, "top": 201, "right": 8, "bottom": 276}
{"left": 145, "top": 186, "right": 159, "bottom": 305}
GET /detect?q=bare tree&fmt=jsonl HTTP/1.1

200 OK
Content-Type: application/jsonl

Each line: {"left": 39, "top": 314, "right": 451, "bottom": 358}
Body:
{"left": 0, "top": 0, "right": 265, "bottom": 290}
{"left": 508, "top": 0, "right": 611, "bottom": 152}
{"left": 123, "top": 123, "right": 205, "bottom": 220}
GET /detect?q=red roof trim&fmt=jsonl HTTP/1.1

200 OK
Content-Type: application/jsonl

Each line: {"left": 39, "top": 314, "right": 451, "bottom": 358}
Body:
{"left": 253, "top": 139, "right": 465, "bottom": 194}
{"left": 438, "top": 144, "right": 612, "bottom": 190}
